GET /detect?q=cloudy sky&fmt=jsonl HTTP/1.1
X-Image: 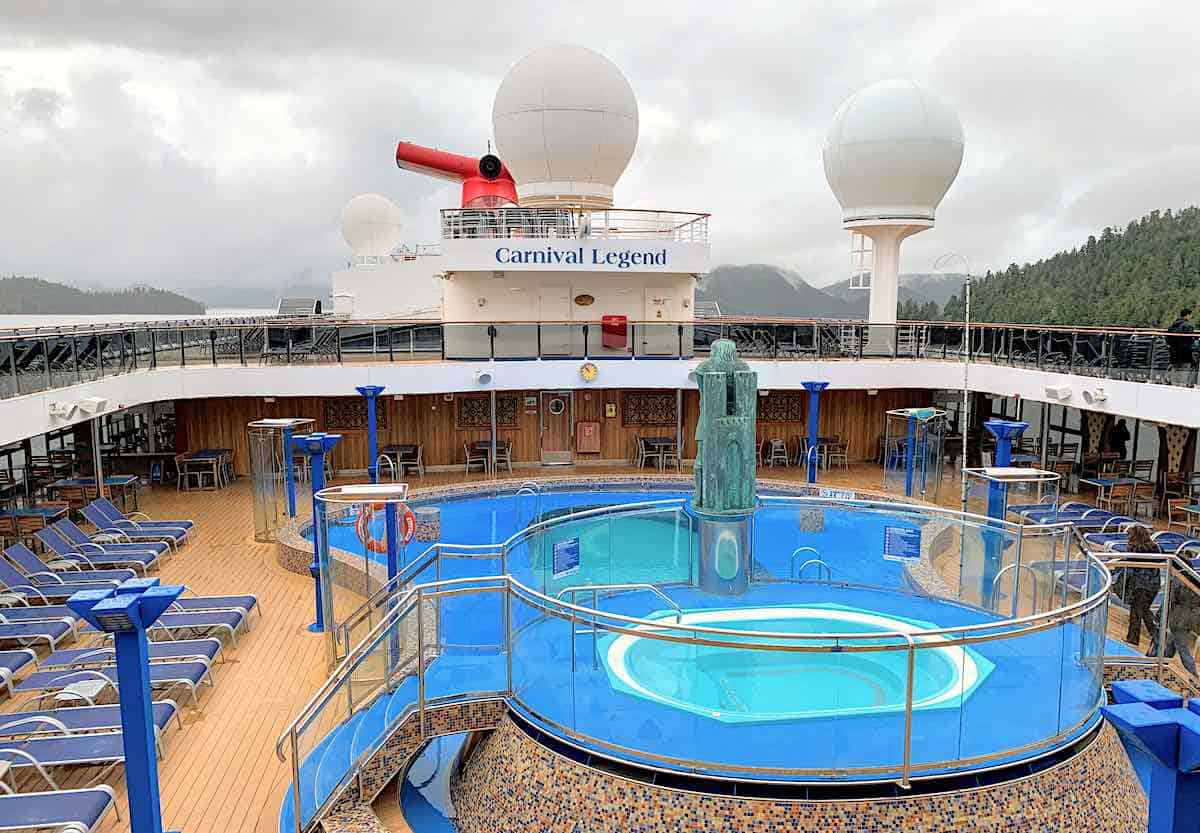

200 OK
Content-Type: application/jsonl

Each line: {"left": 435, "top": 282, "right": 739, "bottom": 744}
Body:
{"left": 2, "top": 0, "right": 1199, "bottom": 296}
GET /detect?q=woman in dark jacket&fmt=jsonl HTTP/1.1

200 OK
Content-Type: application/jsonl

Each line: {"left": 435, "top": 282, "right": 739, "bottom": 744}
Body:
{"left": 1122, "top": 525, "right": 1160, "bottom": 646}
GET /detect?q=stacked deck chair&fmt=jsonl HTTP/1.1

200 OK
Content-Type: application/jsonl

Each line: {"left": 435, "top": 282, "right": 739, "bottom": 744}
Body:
{"left": 40, "top": 522, "right": 166, "bottom": 573}
{"left": 91, "top": 496, "right": 193, "bottom": 544}
{"left": 0, "top": 648, "right": 36, "bottom": 697}
{"left": 41, "top": 637, "right": 223, "bottom": 671}
{"left": 0, "top": 786, "right": 118, "bottom": 833}
{"left": 80, "top": 503, "right": 186, "bottom": 552}
{"left": 5, "top": 542, "right": 137, "bottom": 585}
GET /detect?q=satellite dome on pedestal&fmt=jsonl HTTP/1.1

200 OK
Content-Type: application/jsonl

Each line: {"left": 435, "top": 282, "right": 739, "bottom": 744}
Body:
{"left": 340, "top": 194, "right": 403, "bottom": 258}
{"left": 492, "top": 44, "right": 639, "bottom": 208}
{"left": 823, "top": 79, "right": 964, "bottom": 227}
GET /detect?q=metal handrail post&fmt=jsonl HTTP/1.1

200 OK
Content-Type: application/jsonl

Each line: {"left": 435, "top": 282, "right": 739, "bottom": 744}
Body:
{"left": 416, "top": 587, "right": 426, "bottom": 739}
{"left": 290, "top": 732, "right": 303, "bottom": 833}
{"left": 1156, "top": 561, "right": 1172, "bottom": 683}
{"left": 504, "top": 579, "right": 513, "bottom": 694}
{"left": 901, "top": 636, "right": 916, "bottom": 788}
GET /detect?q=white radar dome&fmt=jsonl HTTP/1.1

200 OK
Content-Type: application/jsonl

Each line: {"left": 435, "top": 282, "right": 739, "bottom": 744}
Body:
{"left": 492, "top": 44, "right": 639, "bottom": 208}
{"left": 340, "top": 194, "right": 404, "bottom": 257}
{"left": 823, "top": 79, "right": 964, "bottom": 227}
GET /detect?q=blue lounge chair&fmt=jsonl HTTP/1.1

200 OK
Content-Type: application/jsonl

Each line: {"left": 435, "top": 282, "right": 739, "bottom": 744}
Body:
{"left": 0, "top": 648, "right": 35, "bottom": 697}
{"left": 1012, "top": 500, "right": 1093, "bottom": 519}
{"left": 91, "top": 496, "right": 193, "bottom": 540}
{"left": 0, "top": 732, "right": 127, "bottom": 789}
{"left": 0, "top": 786, "right": 117, "bottom": 833}
{"left": 83, "top": 608, "right": 246, "bottom": 646}
{"left": 0, "top": 558, "right": 121, "bottom": 604}
{"left": 42, "top": 638, "right": 222, "bottom": 670}
{"left": 5, "top": 542, "right": 137, "bottom": 584}
{"left": 1018, "top": 503, "right": 1100, "bottom": 523}
{"left": 171, "top": 590, "right": 260, "bottom": 619}
{"left": 0, "top": 702, "right": 179, "bottom": 739}
{"left": 0, "top": 618, "right": 74, "bottom": 651}
{"left": 80, "top": 504, "right": 184, "bottom": 551}
{"left": 16, "top": 659, "right": 214, "bottom": 708}
{"left": 53, "top": 518, "right": 170, "bottom": 559}
{"left": 38, "top": 524, "right": 163, "bottom": 574}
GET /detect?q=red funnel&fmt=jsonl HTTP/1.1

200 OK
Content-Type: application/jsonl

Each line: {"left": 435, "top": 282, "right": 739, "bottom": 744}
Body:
{"left": 395, "top": 142, "right": 518, "bottom": 208}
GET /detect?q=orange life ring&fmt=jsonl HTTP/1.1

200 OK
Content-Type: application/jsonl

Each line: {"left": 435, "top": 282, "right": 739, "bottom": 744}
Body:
{"left": 355, "top": 503, "right": 416, "bottom": 553}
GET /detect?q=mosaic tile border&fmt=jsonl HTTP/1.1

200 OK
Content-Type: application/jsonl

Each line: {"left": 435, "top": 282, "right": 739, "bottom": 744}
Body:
{"left": 449, "top": 713, "right": 1146, "bottom": 833}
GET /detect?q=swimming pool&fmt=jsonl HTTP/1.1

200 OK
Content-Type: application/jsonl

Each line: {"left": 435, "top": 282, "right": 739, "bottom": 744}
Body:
{"left": 601, "top": 603, "right": 993, "bottom": 723}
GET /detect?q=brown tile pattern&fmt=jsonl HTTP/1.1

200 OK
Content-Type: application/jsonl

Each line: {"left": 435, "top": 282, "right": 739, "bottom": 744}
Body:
{"left": 450, "top": 714, "right": 1147, "bottom": 833}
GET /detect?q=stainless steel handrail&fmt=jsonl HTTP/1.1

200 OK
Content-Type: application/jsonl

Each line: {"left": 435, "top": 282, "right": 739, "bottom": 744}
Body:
{"left": 556, "top": 583, "right": 683, "bottom": 623}
{"left": 789, "top": 547, "right": 826, "bottom": 580}
{"left": 991, "top": 563, "right": 1041, "bottom": 616}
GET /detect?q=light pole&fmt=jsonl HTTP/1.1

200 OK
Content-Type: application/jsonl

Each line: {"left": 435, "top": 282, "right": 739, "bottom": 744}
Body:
{"left": 935, "top": 252, "right": 971, "bottom": 512}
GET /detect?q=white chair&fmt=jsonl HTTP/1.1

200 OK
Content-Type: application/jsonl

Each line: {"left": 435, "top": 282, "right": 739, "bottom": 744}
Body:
{"left": 494, "top": 441, "right": 513, "bottom": 475}
{"left": 464, "top": 443, "right": 489, "bottom": 475}
{"left": 638, "top": 438, "right": 663, "bottom": 470}
{"left": 766, "top": 439, "right": 789, "bottom": 467}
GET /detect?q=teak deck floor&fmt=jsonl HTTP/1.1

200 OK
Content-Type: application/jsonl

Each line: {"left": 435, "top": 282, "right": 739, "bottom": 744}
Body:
{"left": 0, "top": 461, "right": 1174, "bottom": 832}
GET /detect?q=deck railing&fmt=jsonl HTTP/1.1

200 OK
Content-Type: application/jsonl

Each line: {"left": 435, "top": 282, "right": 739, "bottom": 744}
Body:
{"left": 275, "top": 495, "right": 1113, "bottom": 833}
{"left": 0, "top": 317, "right": 1196, "bottom": 402}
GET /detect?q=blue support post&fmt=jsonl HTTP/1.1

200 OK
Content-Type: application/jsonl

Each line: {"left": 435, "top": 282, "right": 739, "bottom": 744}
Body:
{"left": 67, "top": 579, "right": 185, "bottom": 833}
{"left": 801, "top": 381, "right": 829, "bottom": 484}
{"left": 356, "top": 385, "right": 385, "bottom": 483}
{"left": 293, "top": 432, "right": 342, "bottom": 633}
{"left": 282, "top": 425, "right": 297, "bottom": 518}
{"left": 1103, "top": 680, "right": 1200, "bottom": 833}
{"left": 981, "top": 418, "right": 1028, "bottom": 606}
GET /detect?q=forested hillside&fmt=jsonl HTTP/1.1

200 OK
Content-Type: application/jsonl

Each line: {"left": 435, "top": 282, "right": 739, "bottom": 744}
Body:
{"left": 940, "top": 207, "right": 1200, "bottom": 327}
{"left": 0, "top": 277, "right": 205, "bottom": 315}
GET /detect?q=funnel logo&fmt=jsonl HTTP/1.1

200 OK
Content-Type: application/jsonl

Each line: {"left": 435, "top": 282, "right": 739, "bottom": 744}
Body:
{"left": 495, "top": 245, "right": 668, "bottom": 270}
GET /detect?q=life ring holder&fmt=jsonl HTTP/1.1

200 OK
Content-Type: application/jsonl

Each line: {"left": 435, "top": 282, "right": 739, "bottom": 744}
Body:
{"left": 355, "top": 502, "right": 416, "bottom": 553}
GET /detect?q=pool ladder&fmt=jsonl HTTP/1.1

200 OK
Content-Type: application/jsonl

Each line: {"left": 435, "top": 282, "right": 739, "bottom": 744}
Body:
{"left": 557, "top": 583, "right": 683, "bottom": 671}
{"left": 790, "top": 547, "right": 832, "bottom": 581}
{"left": 991, "top": 563, "right": 1041, "bottom": 616}
{"left": 514, "top": 481, "right": 542, "bottom": 528}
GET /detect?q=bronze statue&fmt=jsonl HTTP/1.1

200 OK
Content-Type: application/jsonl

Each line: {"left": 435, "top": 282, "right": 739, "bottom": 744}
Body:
{"left": 693, "top": 339, "right": 757, "bottom": 513}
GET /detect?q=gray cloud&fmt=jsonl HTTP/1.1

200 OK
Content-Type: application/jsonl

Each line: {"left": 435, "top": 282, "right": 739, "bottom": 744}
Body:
{"left": 1, "top": 0, "right": 1198, "bottom": 295}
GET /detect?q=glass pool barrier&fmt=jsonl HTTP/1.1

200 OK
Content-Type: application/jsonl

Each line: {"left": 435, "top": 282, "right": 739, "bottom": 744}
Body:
{"left": 247, "top": 417, "right": 315, "bottom": 542}
{"left": 277, "top": 495, "right": 1114, "bottom": 833}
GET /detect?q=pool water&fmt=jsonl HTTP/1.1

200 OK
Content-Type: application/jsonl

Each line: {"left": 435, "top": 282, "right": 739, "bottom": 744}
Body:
{"left": 601, "top": 604, "right": 992, "bottom": 723}
{"left": 314, "top": 487, "right": 924, "bottom": 593}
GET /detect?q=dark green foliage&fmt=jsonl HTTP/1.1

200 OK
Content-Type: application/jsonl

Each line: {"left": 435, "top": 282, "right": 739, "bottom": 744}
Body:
{"left": 940, "top": 207, "right": 1200, "bottom": 328}
{"left": 0, "top": 276, "right": 205, "bottom": 315}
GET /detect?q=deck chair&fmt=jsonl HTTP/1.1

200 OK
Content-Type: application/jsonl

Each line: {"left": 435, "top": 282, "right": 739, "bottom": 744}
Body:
{"left": 0, "top": 648, "right": 35, "bottom": 697}
{"left": 91, "top": 496, "right": 193, "bottom": 541}
{"left": 170, "top": 590, "right": 260, "bottom": 618}
{"left": 0, "top": 702, "right": 180, "bottom": 739}
{"left": 79, "top": 505, "right": 182, "bottom": 552}
{"left": 0, "top": 732, "right": 128, "bottom": 789}
{"left": 5, "top": 542, "right": 136, "bottom": 585}
{"left": 0, "top": 557, "right": 122, "bottom": 603}
{"left": 42, "top": 638, "right": 222, "bottom": 671}
{"left": 0, "top": 786, "right": 118, "bottom": 833}
{"left": 53, "top": 518, "right": 170, "bottom": 558}
{"left": 0, "top": 613, "right": 76, "bottom": 651}
{"left": 15, "top": 659, "right": 214, "bottom": 709}
{"left": 82, "top": 608, "right": 247, "bottom": 646}
{"left": 37, "top": 525, "right": 162, "bottom": 574}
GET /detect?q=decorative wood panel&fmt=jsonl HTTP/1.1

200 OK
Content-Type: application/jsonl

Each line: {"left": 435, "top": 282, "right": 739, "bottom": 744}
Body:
{"left": 456, "top": 395, "right": 519, "bottom": 429}
{"left": 757, "top": 392, "right": 806, "bottom": 423}
{"left": 172, "top": 386, "right": 935, "bottom": 475}
{"left": 621, "top": 392, "right": 677, "bottom": 426}
{"left": 323, "top": 399, "right": 388, "bottom": 431}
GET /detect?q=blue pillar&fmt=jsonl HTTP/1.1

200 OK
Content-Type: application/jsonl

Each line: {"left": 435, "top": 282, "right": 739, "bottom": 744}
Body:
{"left": 293, "top": 432, "right": 342, "bottom": 633}
{"left": 67, "top": 579, "right": 184, "bottom": 833}
{"left": 1104, "top": 680, "right": 1200, "bottom": 833}
{"left": 356, "top": 385, "right": 385, "bottom": 483}
{"left": 282, "top": 425, "right": 297, "bottom": 518}
{"left": 801, "top": 382, "right": 829, "bottom": 484}
{"left": 982, "top": 419, "right": 1028, "bottom": 606}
